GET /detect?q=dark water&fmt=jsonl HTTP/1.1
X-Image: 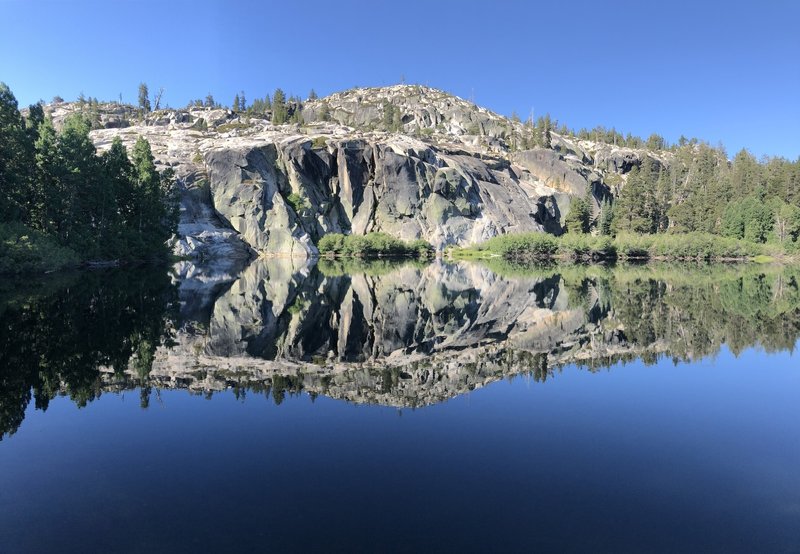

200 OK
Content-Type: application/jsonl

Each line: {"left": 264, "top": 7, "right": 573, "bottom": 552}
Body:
{"left": 1, "top": 261, "right": 800, "bottom": 552}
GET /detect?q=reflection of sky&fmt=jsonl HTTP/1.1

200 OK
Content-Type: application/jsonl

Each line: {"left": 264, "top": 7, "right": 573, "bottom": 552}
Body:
{"left": 2, "top": 343, "right": 798, "bottom": 552}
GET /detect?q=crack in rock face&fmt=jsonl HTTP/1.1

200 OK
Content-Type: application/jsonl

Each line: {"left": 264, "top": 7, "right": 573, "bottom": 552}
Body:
{"left": 63, "top": 85, "right": 660, "bottom": 261}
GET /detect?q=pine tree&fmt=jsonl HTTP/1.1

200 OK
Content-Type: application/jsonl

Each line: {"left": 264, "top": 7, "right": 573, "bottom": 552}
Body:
{"left": 599, "top": 199, "right": 615, "bottom": 236}
{"left": 272, "top": 88, "right": 287, "bottom": 124}
{"left": 138, "top": 83, "right": 151, "bottom": 112}
{"left": 0, "top": 83, "right": 33, "bottom": 221}
{"left": 318, "top": 103, "right": 331, "bottom": 122}
{"left": 233, "top": 94, "right": 240, "bottom": 112}
{"left": 613, "top": 167, "right": 657, "bottom": 234}
{"left": 382, "top": 100, "right": 397, "bottom": 131}
{"left": 308, "top": 89, "right": 318, "bottom": 101}
{"left": 564, "top": 196, "right": 590, "bottom": 234}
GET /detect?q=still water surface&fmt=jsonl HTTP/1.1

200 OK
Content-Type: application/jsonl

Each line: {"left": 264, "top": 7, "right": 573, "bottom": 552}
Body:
{"left": 1, "top": 261, "right": 799, "bottom": 552}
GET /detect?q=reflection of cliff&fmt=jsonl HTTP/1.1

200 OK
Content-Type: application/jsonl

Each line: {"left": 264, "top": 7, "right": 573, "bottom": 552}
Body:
{"left": 202, "top": 259, "right": 581, "bottom": 362}
{"left": 2, "top": 260, "right": 800, "bottom": 436}
{"left": 143, "top": 260, "right": 800, "bottom": 408}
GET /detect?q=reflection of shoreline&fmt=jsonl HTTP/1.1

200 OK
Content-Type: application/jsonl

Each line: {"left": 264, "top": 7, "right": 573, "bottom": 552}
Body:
{"left": 130, "top": 258, "right": 800, "bottom": 407}
{"left": 2, "top": 259, "right": 799, "bottom": 437}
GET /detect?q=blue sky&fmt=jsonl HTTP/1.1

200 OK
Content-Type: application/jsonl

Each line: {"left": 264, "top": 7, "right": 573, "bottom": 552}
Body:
{"left": 1, "top": 0, "right": 798, "bottom": 158}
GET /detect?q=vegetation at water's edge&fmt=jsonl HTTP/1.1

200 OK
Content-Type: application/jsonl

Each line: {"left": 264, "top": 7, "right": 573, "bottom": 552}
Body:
{"left": 318, "top": 232, "right": 434, "bottom": 259}
{"left": 451, "top": 231, "right": 796, "bottom": 263}
{"left": 0, "top": 82, "right": 178, "bottom": 274}
{"left": 317, "top": 257, "right": 429, "bottom": 277}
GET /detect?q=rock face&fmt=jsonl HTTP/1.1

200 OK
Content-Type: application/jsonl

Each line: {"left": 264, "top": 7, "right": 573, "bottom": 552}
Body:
{"left": 105, "top": 259, "right": 653, "bottom": 408}
{"left": 53, "top": 85, "right": 667, "bottom": 260}
{"left": 201, "top": 136, "right": 564, "bottom": 257}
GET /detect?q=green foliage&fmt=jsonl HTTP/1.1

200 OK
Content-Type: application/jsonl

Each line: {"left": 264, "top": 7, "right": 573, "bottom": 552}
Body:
{"left": 721, "top": 193, "right": 775, "bottom": 243}
{"left": 0, "top": 83, "right": 33, "bottom": 222}
{"left": 318, "top": 232, "right": 434, "bottom": 259}
{"left": 272, "top": 88, "right": 287, "bottom": 124}
{"left": 138, "top": 82, "right": 151, "bottom": 112}
{"left": 317, "top": 257, "right": 427, "bottom": 277}
{"left": 382, "top": 100, "right": 401, "bottom": 131}
{"left": 215, "top": 121, "right": 249, "bottom": 133}
{"left": 458, "top": 231, "right": 770, "bottom": 262}
{"left": 311, "top": 136, "right": 327, "bottom": 149}
{"left": 564, "top": 195, "right": 591, "bottom": 234}
{"left": 290, "top": 106, "right": 304, "bottom": 125}
{"left": 613, "top": 166, "right": 657, "bottom": 234}
{"left": 0, "top": 83, "right": 178, "bottom": 271}
{"left": 599, "top": 199, "right": 614, "bottom": 236}
{"left": 0, "top": 267, "right": 177, "bottom": 437}
{"left": 285, "top": 192, "right": 307, "bottom": 214}
{"left": 0, "top": 222, "right": 79, "bottom": 273}
{"left": 469, "top": 232, "right": 559, "bottom": 259}
{"left": 318, "top": 103, "right": 331, "bottom": 122}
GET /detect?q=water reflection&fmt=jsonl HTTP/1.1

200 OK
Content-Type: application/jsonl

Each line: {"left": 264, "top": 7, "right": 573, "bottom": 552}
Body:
{"left": 0, "top": 269, "right": 178, "bottom": 438}
{"left": 2, "top": 259, "right": 800, "bottom": 437}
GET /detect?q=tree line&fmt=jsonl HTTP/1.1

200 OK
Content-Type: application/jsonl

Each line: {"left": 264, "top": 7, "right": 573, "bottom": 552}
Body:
{"left": 564, "top": 142, "right": 800, "bottom": 247}
{"left": 0, "top": 82, "right": 178, "bottom": 270}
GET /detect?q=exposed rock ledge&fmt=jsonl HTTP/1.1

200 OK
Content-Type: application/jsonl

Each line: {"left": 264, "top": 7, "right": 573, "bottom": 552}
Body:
{"left": 42, "top": 85, "right": 663, "bottom": 262}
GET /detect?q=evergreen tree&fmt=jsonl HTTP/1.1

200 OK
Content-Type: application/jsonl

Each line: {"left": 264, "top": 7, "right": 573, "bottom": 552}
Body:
{"left": 318, "top": 103, "right": 331, "bottom": 122}
{"left": 138, "top": 83, "right": 151, "bottom": 113}
{"left": 0, "top": 83, "right": 33, "bottom": 221}
{"left": 564, "top": 196, "right": 590, "bottom": 234}
{"left": 272, "top": 88, "right": 287, "bottom": 124}
{"left": 613, "top": 167, "right": 657, "bottom": 234}
{"left": 773, "top": 200, "right": 800, "bottom": 243}
{"left": 232, "top": 94, "right": 240, "bottom": 112}
{"left": 730, "top": 149, "right": 762, "bottom": 197}
{"left": 308, "top": 89, "right": 318, "bottom": 101}
{"left": 599, "top": 199, "right": 615, "bottom": 236}
{"left": 239, "top": 91, "right": 246, "bottom": 111}
{"left": 290, "top": 105, "right": 304, "bottom": 125}
{"left": 382, "top": 100, "right": 397, "bottom": 131}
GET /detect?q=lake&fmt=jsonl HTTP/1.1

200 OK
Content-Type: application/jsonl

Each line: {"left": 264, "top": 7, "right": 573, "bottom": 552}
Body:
{"left": 1, "top": 259, "right": 799, "bottom": 552}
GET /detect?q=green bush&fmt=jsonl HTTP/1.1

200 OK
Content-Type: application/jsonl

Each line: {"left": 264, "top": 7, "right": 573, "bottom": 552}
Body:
{"left": 317, "top": 232, "right": 433, "bottom": 259}
{"left": 317, "top": 233, "right": 346, "bottom": 255}
{"left": 474, "top": 233, "right": 558, "bottom": 260}
{"left": 0, "top": 223, "right": 80, "bottom": 274}
{"left": 458, "top": 231, "right": 773, "bottom": 262}
{"left": 557, "top": 234, "right": 616, "bottom": 259}
{"left": 285, "top": 192, "right": 307, "bottom": 214}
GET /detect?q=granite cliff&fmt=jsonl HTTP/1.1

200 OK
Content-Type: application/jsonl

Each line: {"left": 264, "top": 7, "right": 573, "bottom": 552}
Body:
{"left": 42, "top": 85, "right": 665, "bottom": 264}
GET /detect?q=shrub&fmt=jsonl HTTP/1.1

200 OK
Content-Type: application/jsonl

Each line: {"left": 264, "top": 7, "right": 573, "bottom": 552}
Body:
{"left": 475, "top": 233, "right": 558, "bottom": 260}
{"left": 317, "top": 233, "right": 346, "bottom": 256}
{"left": 457, "top": 231, "right": 769, "bottom": 262}
{"left": 0, "top": 223, "right": 80, "bottom": 274}
{"left": 285, "top": 192, "right": 307, "bottom": 214}
{"left": 317, "top": 232, "right": 433, "bottom": 259}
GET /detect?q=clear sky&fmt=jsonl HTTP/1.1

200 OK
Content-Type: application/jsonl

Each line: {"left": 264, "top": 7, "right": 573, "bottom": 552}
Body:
{"left": 1, "top": 0, "right": 798, "bottom": 158}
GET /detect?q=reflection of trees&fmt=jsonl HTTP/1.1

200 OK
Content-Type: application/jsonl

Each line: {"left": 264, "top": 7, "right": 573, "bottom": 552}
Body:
{"left": 2, "top": 261, "right": 799, "bottom": 426}
{"left": 0, "top": 269, "right": 177, "bottom": 438}
{"left": 606, "top": 267, "right": 800, "bottom": 361}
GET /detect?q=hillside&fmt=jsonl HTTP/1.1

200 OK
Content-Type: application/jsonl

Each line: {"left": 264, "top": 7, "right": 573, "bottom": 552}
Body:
{"left": 35, "top": 85, "right": 670, "bottom": 265}
{"left": 28, "top": 84, "right": 797, "bottom": 268}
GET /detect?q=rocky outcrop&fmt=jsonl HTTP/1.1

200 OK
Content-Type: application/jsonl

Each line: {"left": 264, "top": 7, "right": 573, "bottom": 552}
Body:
{"left": 66, "top": 85, "right": 675, "bottom": 260}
